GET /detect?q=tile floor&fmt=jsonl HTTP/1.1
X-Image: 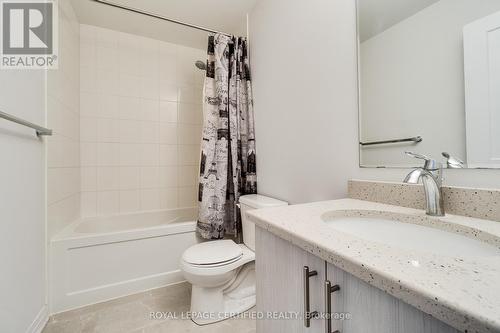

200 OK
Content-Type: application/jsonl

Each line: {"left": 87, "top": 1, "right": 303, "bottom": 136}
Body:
{"left": 42, "top": 282, "right": 256, "bottom": 333}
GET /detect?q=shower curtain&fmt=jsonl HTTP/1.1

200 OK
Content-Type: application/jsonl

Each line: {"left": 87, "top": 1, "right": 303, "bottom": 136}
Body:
{"left": 197, "top": 34, "right": 257, "bottom": 240}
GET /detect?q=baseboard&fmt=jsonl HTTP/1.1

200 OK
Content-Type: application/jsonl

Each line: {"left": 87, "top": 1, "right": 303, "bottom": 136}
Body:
{"left": 27, "top": 305, "right": 49, "bottom": 333}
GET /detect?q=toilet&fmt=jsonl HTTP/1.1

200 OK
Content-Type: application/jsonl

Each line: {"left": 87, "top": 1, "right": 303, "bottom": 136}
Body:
{"left": 180, "top": 194, "right": 288, "bottom": 325}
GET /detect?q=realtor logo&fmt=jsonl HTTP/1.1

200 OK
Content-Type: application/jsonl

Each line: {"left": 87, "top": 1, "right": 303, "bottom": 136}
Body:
{"left": 1, "top": 0, "right": 58, "bottom": 69}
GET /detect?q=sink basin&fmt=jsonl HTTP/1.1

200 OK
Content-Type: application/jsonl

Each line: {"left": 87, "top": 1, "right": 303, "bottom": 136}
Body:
{"left": 323, "top": 216, "right": 500, "bottom": 258}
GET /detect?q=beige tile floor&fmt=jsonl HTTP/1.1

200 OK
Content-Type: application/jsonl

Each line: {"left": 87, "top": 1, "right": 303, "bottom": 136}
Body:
{"left": 42, "top": 282, "right": 256, "bottom": 333}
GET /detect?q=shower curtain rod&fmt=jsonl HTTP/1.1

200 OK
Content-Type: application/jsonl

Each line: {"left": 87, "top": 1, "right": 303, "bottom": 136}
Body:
{"left": 90, "top": 0, "right": 233, "bottom": 37}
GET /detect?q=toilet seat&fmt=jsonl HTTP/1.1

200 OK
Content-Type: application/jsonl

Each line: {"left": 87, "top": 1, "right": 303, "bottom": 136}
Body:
{"left": 180, "top": 243, "right": 255, "bottom": 277}
{"left": 187, "top": 254, "right": 243, "bottom": 268}
{"left": 182, "top": 240, "right": 243, "bottom": 266}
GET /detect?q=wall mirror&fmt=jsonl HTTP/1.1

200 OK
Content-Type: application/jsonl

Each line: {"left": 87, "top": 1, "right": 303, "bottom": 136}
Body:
{"left": 357, "top": 0, "right": 500, "bottom": 168}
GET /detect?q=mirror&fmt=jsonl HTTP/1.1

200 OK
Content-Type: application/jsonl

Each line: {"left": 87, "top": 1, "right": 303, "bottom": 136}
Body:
{"left": 358, "top": 0, "right": 500, "bottom": 168}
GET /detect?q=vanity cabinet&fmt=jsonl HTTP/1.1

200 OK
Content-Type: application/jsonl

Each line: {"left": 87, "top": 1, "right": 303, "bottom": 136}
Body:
{"left": 255, "top": 226, "right": 325, "bottom": 333}
{"left": 256, "top": 227, "right": 460, "bottom": 333}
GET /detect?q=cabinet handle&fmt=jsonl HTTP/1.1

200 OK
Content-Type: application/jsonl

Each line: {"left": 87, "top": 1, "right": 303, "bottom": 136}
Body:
{"left": 303, "top": 266, "right": 318, "bottom": 327}
{"left": 325, "top": 280, "right": 341, "bottom": 333}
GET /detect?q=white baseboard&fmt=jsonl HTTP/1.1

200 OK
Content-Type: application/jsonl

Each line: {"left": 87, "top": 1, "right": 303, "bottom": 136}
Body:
{"left": 27, "top": 305, "right": 49, "bottom": 333}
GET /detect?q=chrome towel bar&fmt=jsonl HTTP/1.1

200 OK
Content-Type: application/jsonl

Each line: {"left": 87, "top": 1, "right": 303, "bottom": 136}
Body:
{"left": 360, "top": 136, "right": 422, "bottom": 146}
{"left": 0, "top": 110, "right": 52, "bottom": 136}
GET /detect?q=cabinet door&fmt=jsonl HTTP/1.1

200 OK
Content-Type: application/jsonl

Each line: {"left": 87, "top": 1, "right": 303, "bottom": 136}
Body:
{"left": 326, "top": 263, "right": 398, "bottom": 333}
{"left": 326, "top": 263, "right": 459, "bottom": 333}
{"left": 256, "top": 227, "right": 325, "bottom": 333}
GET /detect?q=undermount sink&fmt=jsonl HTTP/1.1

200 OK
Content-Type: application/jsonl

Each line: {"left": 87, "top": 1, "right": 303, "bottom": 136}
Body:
{"left": 322, "top": 215, "right": 500, "bottom": 258}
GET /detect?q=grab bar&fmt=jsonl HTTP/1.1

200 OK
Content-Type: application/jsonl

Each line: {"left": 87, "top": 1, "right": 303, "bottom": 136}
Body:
{"left": 0, "top": 110, "right": 52, "bottom": 136}
{"left": 360, "top": 136, "right": 422, "bottom": 147}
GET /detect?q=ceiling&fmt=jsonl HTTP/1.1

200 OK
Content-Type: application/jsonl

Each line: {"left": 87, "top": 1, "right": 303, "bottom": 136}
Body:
{"left": 359, "top": 0, "right": 440, "bottom": 42}
{"left": 70, "top": 0, "right": 257, "bottom": 49}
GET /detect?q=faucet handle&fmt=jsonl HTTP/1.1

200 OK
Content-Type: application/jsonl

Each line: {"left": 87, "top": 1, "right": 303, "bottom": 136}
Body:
{"left": 442, "top": 152, "right": 465, "bottom": 169}
{"left": 405, "top": 151, "right": 429, "bottom": 160}
{"left": 405, "top": 151, "right": 441, "bottom": 170}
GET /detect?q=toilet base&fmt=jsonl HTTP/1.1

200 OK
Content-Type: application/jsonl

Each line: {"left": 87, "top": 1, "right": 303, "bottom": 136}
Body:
{"left": 190, "top": 262, "right": 255, "bottom": 325}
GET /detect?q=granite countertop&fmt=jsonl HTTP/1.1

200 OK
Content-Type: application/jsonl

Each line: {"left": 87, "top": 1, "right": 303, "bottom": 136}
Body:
{"left": 246, "top": 198, "right": 500, "bottom": 333}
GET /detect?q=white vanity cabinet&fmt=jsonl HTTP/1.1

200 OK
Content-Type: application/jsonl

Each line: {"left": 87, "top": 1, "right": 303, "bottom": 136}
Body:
{"left": 256, "top": 227, "right": 460, "bottom": 333}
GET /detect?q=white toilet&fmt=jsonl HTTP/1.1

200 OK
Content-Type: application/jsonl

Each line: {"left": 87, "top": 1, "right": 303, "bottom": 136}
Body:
{"left": 180, "top": 194, "right": 288, "bottom": 325}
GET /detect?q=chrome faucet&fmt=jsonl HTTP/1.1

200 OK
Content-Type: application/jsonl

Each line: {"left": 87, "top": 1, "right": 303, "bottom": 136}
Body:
{"left": 442, "top": 152, "right": 465, "bottom": 169}
{"left": 403, "top": 152, "right": 445, "bottom": 216}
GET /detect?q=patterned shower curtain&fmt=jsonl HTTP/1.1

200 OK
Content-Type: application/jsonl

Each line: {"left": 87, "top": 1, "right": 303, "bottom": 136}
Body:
{"left": 197, "top": 34, "right": 257, "bottom": 240}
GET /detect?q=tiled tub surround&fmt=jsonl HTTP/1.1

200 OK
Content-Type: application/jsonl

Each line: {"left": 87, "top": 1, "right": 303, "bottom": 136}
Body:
{"left": 246, "top": 199, "right": 500, "bottom": 333}
{"left": 79, "top": 24, "right": 204, "bottom": 217}
{"left": 349, "top": 179, "right": 500, "bottom": 222}
{"left": 47, "top": 0, "right": 80, "bottom": 237}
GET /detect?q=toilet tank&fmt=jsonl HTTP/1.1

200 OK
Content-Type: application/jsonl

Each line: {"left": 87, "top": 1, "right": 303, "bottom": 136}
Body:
{"left": 239, "top": 195, "right": 288, "bottom": 251}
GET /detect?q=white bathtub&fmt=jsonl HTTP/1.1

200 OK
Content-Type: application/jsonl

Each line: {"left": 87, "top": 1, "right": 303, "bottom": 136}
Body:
{"left": 50, "top": 208, "right": 199, "bottom": 313}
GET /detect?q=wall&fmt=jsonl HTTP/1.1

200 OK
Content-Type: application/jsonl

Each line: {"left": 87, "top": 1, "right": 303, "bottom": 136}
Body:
{"left": 47, "top": 0, "right": 81, "bottom": 238}
{"left": 358, "top": 0, "right": 439, "bottom": 42}
{"left": 79, "top": 25, "right": 204, "bottom": 217}
{"left": 248, "top": 0, "right": 359, "bottom": 204}
{"left": 360, "top": 0, "right": 500, "bottom": 167}
{"left": 249, "top": 0, "right": 500, "bottom": 205}
{"left": 0, "top": 35, "right": 48, "bottom": 333}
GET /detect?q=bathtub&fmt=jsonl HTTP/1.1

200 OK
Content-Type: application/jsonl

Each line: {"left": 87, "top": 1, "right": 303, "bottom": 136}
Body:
{"left": 50, "top": 208, "right": 199, "bottom": 313}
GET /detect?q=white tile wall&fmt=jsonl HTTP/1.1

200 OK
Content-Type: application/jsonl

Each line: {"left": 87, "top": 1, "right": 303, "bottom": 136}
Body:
{"left": 47, "top": 1, "right": 80, "bottom": 237}
{"left": 80, "top": 25, "right": 204, "bottom": 217}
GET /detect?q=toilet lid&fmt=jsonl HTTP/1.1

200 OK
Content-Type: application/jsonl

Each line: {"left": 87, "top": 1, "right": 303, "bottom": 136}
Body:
{"left": 182, "top": 240, "right": 243, "bottom": 265}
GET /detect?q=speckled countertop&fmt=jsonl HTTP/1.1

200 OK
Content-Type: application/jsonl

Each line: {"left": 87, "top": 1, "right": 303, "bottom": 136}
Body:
{"left": 246, "top": 199, "right": 500, "bottom": 333}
